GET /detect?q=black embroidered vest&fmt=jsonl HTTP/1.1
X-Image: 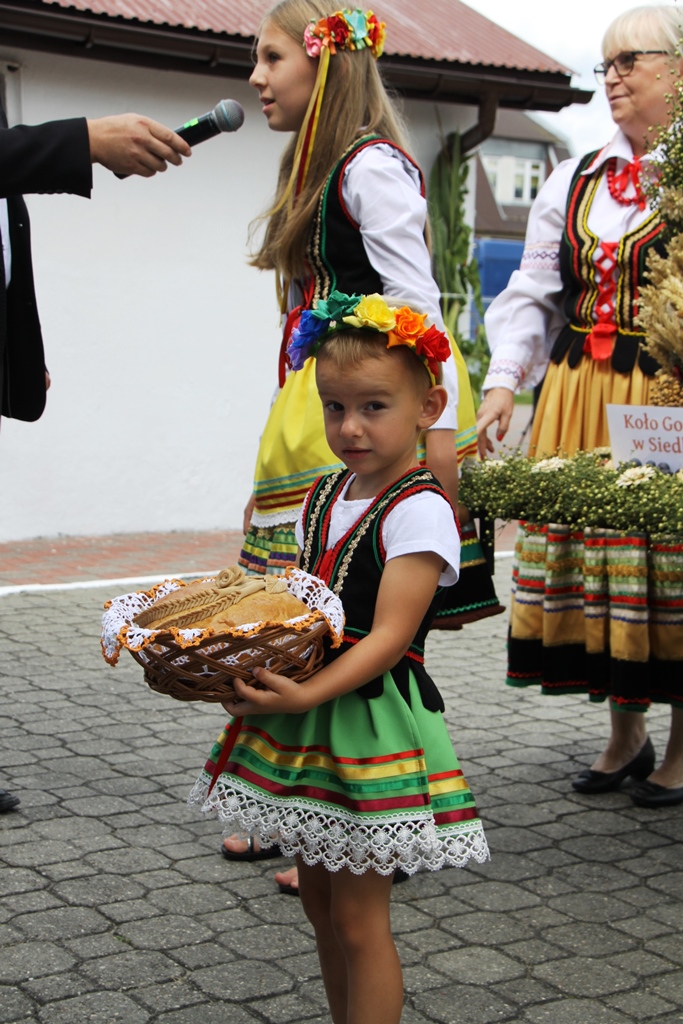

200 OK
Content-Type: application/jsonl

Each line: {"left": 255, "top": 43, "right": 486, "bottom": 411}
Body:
{"left": 280, "top": 136, "right": 426, "bottom": 384}
{"left": 305, "top": 134, "right": 425, "bottom": 308}
{"left": 300, "top": 468, "right": 453, "bottom": 712}
{"left": 551, "top": 150, "right": 666, "bottom": 376}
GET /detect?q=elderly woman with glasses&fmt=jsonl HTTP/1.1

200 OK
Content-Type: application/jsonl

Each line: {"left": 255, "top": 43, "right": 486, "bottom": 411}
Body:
{"left": 477, "top": 4, "right": 683, "bottom": 809}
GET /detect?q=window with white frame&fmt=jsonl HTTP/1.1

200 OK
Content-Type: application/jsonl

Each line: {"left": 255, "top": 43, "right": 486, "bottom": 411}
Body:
{"left": 481, "top": 152, "right": 546, "bottom": 206}
{"left": 513, "top": 159, "right": 544, "bottom": 202}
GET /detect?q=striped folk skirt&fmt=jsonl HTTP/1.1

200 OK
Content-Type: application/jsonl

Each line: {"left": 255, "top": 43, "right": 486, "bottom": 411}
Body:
{"left": 508, "top": 523, "right": 683, "bottom": 711}
{"left": 189, "top": 670, "right": 489, "bottom": 875}
{"left": 509, "top": 337, "right": 683, "bottom": 709}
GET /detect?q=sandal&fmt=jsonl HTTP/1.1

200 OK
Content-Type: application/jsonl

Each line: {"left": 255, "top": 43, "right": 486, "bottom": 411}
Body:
{"left": 221, "top": 836, "right": 282, "bottom": 862}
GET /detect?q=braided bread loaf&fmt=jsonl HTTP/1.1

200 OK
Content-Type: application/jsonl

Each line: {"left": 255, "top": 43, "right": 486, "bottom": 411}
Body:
{"left": 134, "top": 566, "right": 308, "bottom": 632}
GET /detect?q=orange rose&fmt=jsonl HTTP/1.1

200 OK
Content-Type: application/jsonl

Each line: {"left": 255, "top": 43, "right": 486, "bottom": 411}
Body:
{"left": 386, "top": 329, "right": 415, "bottom": 351}
{"left": 312, "top": 17, "right": 336, "bottom": 53}
{"left": 392, "top": 307, "right": 428, "bottom": 342}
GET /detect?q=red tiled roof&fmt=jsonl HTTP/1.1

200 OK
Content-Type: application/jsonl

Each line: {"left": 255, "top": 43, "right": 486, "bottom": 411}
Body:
{"left": 38, "top": 0, "right": 570, "bottom": 73}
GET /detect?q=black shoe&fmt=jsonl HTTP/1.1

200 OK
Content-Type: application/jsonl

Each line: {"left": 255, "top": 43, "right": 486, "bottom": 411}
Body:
{"left": 0, "top": 789, "right": 20, "bottom": 813}
{"left": 571, "top": 737, "right": 655, "bottom": 794}
{"left": 631, "top": 780, "right": 683, "bottom": 808}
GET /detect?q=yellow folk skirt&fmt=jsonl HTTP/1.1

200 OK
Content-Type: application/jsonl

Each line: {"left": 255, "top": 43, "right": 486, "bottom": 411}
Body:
{"left": 530, "top": 357, "right": 653, "bottom": 458}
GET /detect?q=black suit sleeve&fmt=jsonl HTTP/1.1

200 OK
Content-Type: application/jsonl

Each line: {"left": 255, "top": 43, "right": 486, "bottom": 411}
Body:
{"left": 0, "top": 118, "right": 92, "bottom": 198}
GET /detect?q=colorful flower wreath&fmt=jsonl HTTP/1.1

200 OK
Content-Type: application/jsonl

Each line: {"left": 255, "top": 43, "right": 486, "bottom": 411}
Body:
{"left": 277, "top": 9, "right": 386, "bottom": 218}
{"left": 304, "top": 8, "right": 386, "bottom": 59}
{"left": 287, "top": 291, "right": 452, "bottom": 384}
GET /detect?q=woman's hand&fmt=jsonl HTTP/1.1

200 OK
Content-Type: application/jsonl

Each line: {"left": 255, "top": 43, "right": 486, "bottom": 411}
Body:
{"left": 476, "top": 387, "right": 515, "bottom": 457}
{"left": 221, "top": 667, "right": 314, "bottom": 717}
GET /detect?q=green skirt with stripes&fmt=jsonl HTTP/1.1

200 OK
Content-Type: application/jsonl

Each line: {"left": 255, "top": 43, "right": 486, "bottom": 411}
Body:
{"left": 189, "top": 670, "right": 489, "bottom": 876}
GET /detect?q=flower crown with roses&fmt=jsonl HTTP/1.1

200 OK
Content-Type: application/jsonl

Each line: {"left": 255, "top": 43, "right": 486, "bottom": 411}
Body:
{"left": 287, "top": 291, "right": 451, "bottom": 385}
{"left": 304, "top": 9, "right": 386, "bottom": 59}
{"left": 276, "top": 9, "right": 387, "bottom": 219}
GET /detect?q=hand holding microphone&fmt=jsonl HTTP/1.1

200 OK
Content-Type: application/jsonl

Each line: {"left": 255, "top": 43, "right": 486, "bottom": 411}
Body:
{"left": 89, "top": 113, "right": 192, "bottom": 178}
{"left": 111, "top": 99, "right": 245, "bottom": 179}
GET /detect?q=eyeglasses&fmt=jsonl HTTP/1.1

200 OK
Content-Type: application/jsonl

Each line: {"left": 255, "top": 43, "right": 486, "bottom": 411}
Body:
{"left": 594, "top": 50, "right": 669, "bottom": 84}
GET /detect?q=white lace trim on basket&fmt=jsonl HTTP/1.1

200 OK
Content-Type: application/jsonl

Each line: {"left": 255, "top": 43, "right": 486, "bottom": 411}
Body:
{"left": 101, "top": 568, "right": 344, "bottom": 665}
{"left": 188, "top": 772, "right": 490, "bottom": 875}
{"left": 101, "top": 578, "right": 195, "bottom": 663}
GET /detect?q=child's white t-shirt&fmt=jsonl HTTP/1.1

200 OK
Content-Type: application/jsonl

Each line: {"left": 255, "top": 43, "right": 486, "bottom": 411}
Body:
{"left": 296, "top": 476, "right": 460, "bottom": 586}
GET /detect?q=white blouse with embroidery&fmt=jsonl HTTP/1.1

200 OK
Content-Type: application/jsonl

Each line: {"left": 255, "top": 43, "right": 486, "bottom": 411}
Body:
{"left": 482, "top": 129, "right": 659, "bottom": 393}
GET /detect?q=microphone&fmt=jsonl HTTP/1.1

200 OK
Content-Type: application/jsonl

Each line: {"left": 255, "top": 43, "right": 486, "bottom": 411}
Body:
{"left": 116, "top": 99, "right": 244, "bottom": 178}
{"left": 175, "top": 99, "right": 245, "bottom": 146}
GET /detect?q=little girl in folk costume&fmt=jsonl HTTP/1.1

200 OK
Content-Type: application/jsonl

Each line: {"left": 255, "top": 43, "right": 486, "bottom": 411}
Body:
{"left": 242, "top": 0, "right": 480, "bottom": 572}
{"left": 191, "top": 293, "right": 489, "bottom": 1024}
{"left": 230, "top": 0, "right": 501, "bottom": 875}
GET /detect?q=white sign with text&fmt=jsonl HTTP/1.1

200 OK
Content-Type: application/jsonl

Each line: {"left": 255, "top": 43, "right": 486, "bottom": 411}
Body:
{"left": 606, "top": 404, "right": 683, "bottom": 471}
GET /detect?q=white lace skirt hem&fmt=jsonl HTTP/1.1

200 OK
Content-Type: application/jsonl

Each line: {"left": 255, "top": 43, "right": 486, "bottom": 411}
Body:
{"left": 250, "top": 509, "right": 299, "bottom": 529}
{"left": 188, "top": 772, "right": 489, "bottom": 876}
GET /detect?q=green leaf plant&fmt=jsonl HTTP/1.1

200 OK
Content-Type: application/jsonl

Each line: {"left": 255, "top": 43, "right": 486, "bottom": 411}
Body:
{"left": 428, "top": 128, "right": 490, "bottom": 406}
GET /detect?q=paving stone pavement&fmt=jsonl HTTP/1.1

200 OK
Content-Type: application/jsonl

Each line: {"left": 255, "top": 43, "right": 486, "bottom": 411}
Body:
{"left": 1, "top": 568, "right": 682, "bottom": 1024}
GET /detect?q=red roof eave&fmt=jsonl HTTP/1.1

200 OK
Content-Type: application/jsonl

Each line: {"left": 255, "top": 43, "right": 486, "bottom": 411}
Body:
{"left": 0, "top": 0, "right": 591, "bottom": 112}
{"left": 37, "top": 0, "right": 572, "bottom": 75}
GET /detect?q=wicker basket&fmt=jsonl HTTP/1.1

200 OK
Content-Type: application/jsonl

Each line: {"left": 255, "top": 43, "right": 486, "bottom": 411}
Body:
{"left": 130, "top": 617, "right": 330, "bottom": 702}
{"left": 101, "top": 569, "right": 344, "bottom": 703}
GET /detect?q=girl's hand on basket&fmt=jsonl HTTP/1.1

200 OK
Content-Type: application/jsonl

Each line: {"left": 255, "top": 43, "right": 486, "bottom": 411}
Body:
{"left": 222, "top": 667, "right": 314, "bottom": 716}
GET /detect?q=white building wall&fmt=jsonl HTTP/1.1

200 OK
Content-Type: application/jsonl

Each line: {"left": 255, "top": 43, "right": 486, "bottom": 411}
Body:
{"left": 0, "top": 46, "right": 473, "bottom": 542}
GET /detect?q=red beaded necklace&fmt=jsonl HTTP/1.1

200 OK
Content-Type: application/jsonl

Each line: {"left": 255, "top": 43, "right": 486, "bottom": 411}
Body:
{"left": 605, "top": 156, "right": 646, "bottom": 210}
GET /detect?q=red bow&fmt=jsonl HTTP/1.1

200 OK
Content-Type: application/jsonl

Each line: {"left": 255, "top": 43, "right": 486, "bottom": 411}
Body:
{"left": 584, "top": 322, "right": 616, "bottom": 361}
{"left": 613, "top": 157, "right": 646, "bottom": 210}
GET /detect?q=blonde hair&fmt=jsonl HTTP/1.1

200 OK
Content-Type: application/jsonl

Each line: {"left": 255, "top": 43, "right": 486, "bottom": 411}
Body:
{"left": 316, "top": 329, "right": 441, "bottom": 389}
{"left": 250, "top": 0, "right": 411, "bottom": 282}
{"left": 602, "top": 4, "right": 683, "bottom": 57}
